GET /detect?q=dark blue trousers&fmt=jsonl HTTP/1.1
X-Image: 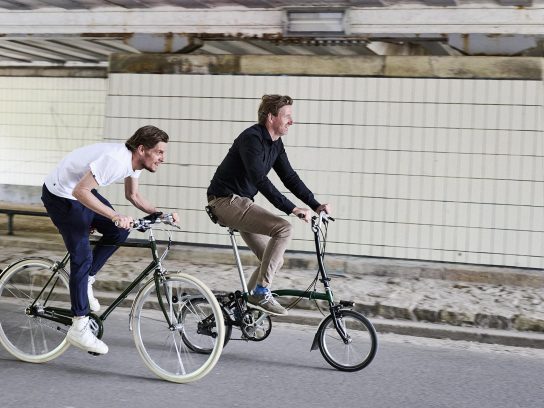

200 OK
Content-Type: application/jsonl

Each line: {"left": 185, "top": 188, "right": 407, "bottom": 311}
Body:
{"left": 41, "top": 185, "right": 130, "bottom": 316}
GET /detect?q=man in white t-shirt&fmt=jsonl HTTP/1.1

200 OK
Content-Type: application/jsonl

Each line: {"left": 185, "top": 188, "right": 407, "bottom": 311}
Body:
{"left": 41, "top": 125, "right": 178, "bottom": 355}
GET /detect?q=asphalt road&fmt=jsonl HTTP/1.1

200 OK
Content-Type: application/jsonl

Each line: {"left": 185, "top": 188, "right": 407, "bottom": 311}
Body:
{"left": 1, "top": 308, "right": 543, "bottom": 408}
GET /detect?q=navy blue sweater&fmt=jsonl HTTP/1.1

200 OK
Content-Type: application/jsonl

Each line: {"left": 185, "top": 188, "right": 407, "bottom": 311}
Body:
{"left": 207, "top": 124, "right": 320, "bottom": 215}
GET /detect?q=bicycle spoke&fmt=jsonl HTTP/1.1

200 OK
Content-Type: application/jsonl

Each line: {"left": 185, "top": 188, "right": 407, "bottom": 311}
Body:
{"left": 172, "top": 333, "right": 187, "bottom": 375}
{"left": 2, "top": 282, "right": 34, "bottom": 305}
{"left": 138, "top": 314, "right": 169, "bottom": 325}
{"left": 318, "top": 310, "right": 377, "bottom": 371}
{"left": 0, "top": 259, "right": 70, "bottom": 363}
{"left": 131, "top": 274, "right": 224, "bottom": 383}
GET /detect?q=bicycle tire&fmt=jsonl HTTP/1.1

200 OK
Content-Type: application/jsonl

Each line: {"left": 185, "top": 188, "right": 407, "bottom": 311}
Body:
{"left": 180, "top": 296, "right": 232, "bottom": 353}
{"left": 0, "top": 257, "right": 71, "bottom": 363}
{"left": 317, "top": 309, "right": 378, "bottom": 372}
{"left": 131, "top": 273, "right": 225, "bottom": 383}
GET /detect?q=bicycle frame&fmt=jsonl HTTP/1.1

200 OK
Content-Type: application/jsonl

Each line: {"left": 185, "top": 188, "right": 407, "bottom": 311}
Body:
{"left": 226, "top": 216, "right": 335, "bottom": 307}
{"left": 224, "top": 214, "right": 352, "bottom": 345}
{"left": 30, "top": 228, "right": 178, "bottom": 329}
{"left": 272, "top": 218, "right": 334, "bottom": 304}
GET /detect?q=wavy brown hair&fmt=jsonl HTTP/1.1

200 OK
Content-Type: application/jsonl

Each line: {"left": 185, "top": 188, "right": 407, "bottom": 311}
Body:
{"left": 125, "top": 125, "right": 169, "bottom": 151}
{"left": 257, "top": 95, "right": 293, "bottom": 126}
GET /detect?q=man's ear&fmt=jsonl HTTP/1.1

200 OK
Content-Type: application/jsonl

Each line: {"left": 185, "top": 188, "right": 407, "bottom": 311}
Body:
{"left": 136, "top": 145, "right": 145, "bottom": 155}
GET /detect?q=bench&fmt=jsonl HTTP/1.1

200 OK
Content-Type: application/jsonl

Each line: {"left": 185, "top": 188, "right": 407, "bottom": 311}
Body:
{"left": 0, "top": 208, "right": 49, "bottom": 235}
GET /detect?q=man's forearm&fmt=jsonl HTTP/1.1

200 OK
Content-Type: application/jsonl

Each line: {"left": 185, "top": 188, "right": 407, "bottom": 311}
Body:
{"left": 127, "top": 192, "right": 158, "bottom": 215}
{"left": 73, "top": 188, "right": 118, "bottom": 221}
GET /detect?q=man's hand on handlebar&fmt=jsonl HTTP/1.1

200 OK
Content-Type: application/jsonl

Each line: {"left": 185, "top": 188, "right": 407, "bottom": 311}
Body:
{"left": 315, "top": 203, "right": 332, "bottom": 216}
{"left": 169, "top": 212, "right": 180, "bottom": 224}
{"left": 158, "top": 212, "right": 181, "bottom": 229}
{"left": 113, "top": 212, "right": 179, "bottom": 230}
{"left": 121, "top": 212, "right": 181, "bottom": 231}
{"left": 292, "top": 207, "right": 312, "bottom": 223}
{"left": 112, "top": 214, "right": 134, "bottom": 230}
{"left": 293, "top": 204, "right": 333, "bottom": 223}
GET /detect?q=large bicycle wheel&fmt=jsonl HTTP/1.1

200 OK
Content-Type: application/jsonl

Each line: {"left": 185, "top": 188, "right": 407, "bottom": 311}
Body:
{"left": 180, "top": 296, "right": 232, "bottom": 353}
{"left": 131, "top": 273, "right": 224, "bottom": 383}
{"left": 0, "top": 258, "right": 71, "bottom": 363}
{"left": 317, "top": 309, "right": 378, "bottom": 372}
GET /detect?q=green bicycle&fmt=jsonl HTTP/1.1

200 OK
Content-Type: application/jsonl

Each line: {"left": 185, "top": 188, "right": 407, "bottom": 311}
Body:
{"left": 0, "top": 213, "right": 224, "bottom": 383}
{"left": 196, "top": 209, "right": 378, "bottom": 372}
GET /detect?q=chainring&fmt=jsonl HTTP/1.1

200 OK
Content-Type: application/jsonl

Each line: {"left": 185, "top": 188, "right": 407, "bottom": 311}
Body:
{"left": 240, "top": 309, "right": 272, "bottom": 341}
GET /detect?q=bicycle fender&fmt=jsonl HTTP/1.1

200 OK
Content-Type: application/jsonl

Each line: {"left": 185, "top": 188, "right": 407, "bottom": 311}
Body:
{"left": 310, "top": 314, "right": 330, "bottom": 351}
{"left": 311, "top": 332, "right": 320, "bottom": 351}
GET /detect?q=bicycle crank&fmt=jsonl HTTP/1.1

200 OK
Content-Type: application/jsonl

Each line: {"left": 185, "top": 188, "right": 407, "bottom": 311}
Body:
{"left": 240, "top": 309, "right": 272, "bottom": 341}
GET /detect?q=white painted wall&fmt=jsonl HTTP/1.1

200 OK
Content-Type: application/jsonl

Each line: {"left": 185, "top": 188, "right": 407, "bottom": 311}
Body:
{"left": 102, "top": 73, "right": 544, "bottom": 269}
{"left": 0, "top": 76, "right": 107, "bottom": 186}
{"left": 0, "top": 73, "right": 542, "bottom": 269}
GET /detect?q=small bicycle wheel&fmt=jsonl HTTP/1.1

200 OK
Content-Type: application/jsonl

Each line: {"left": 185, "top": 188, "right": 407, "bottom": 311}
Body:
{"left": 0, "top": 258, "right": 71, "bottom": 363}
{"left": 317, "top": 309, "right": 378, "bottom": 372}
{"left": 180, "top": 296, "right": 232, "bottom": 353}
{"left": 131, "top": 273, "right": 224, "bottom": 383}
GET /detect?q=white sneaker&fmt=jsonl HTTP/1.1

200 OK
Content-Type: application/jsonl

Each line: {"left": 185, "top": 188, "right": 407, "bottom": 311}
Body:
{"left": 88, "top": 276, "right": 100, "bottom": 312}
{"left": 67, "top": 316, "right": 108, "bottom": 355}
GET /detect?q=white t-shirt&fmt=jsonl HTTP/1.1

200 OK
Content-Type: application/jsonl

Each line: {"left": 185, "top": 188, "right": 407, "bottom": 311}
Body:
{"left": 45, "top": 143, "right": 142, "bottom": 199}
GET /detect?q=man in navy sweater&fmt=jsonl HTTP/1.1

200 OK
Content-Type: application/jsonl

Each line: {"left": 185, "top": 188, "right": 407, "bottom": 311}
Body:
{"left": 207, "top": 95, "right": 332, "bottom": 315}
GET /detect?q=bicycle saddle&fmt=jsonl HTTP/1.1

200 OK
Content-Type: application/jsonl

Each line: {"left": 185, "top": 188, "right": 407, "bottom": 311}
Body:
{"left": 205, "top": 206, "right": 238, "bottom": 232}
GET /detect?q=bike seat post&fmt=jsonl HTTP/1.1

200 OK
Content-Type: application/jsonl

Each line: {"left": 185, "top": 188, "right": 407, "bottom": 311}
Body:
{"left": 228, "top": 228, "right": 250, "bottom": 295}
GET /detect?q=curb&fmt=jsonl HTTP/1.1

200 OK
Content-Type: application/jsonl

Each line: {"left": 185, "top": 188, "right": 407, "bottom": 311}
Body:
{"left": 4, "top": 232, "right": 544, "bottom": 288}
{"left": 275, "top": 310, "right": 544, "bottom": 349}
{"left": 89, "top": 289, "right": 544, "bottom": 349}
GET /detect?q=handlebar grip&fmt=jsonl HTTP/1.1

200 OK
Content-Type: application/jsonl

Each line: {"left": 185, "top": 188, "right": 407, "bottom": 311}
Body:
{"left": 318, "top": 211, "right": 334, "bottom": 222}
{"left": 115, "top": 219, "right": 138, "bottom": 228}
{"left": 143, "top": 211, "right": 163, "bottom": 222}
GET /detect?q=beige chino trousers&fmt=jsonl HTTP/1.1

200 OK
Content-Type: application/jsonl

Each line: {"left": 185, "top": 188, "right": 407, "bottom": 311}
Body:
{"left": 208, "top": 195, "right": 292, "bottom": 291}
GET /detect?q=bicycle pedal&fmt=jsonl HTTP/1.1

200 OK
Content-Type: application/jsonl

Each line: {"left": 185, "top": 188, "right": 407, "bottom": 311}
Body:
{"left": 87, "top": 351, "right": 101, "bottom": 356}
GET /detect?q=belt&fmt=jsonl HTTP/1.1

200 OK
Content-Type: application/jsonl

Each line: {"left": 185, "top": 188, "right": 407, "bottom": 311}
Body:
{"left": 207, "top": 194, "right": 234, "bottom": 202}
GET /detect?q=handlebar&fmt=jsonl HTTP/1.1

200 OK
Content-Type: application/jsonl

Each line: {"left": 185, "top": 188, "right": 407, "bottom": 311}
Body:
{"left": 297, "top": 211, "right": 334, "bottom": 222}
{"left": 313, "top": 211, "right": 334, "bottom": 222}
{"left": 115, "top": 212, "right": 180, "bottom": 232}
{"left": 311, "top": 211, "right": 334, "bottom": 231}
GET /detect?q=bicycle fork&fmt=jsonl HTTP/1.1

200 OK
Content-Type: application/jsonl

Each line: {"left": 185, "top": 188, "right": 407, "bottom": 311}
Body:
{"left": 310, "top": 303, "right": 354, "bottom": 351}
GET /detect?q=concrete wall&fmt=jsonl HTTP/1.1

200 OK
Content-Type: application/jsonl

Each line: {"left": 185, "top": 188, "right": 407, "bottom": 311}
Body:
{"left": 0, "top": 74, "right": 107, "bottom": 190}
{"left": 1, "top": 55, "right": 543, "bottom": 270}
{"left": 102, "top": 55, "right": 544, "bottom": 269}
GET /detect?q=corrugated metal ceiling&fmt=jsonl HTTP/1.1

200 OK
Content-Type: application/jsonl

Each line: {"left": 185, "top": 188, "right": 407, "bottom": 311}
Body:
{"left": 0, "top": 0, "right": 540, "bottom": 66}
{"left": 0, "top": 1, "right": 534, "bottom": 9}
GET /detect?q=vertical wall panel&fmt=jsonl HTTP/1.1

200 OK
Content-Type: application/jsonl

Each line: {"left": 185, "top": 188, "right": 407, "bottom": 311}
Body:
{"left": 0, "top": 76, "right": 107, "bottom": 186}
{"left": 130, "top": 72, "right": 540, "bottom": 270}
{"left": 2, "top": 72, "right": 541, "bottom": 270}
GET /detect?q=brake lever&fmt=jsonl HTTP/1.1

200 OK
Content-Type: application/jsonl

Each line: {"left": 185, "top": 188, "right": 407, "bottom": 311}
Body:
{"left": 160, "top": 213, "right": 181, "bottom": 230}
